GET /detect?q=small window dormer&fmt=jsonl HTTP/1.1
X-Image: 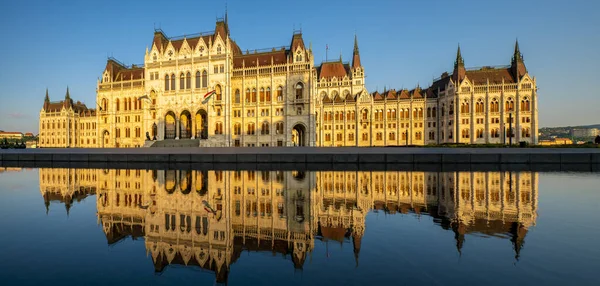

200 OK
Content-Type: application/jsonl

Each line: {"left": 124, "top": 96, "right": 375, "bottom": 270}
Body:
{"left": 217, "top": 45, "right": 222, "bottom": 54}
{"left": 103, "top": 71, "right": 110, "bottom": 83}
{"left": 296, "top": 50, "right": 303, "bottom": 62}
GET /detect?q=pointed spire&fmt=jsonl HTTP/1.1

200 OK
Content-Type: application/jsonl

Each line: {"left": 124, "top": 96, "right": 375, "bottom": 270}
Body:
{"left": 513, "top": 38, "right": 523, "bottom": 62}
{"left": 352, "top": 34, "right": 362, "bottom": 69}
{"left": 455, "top": 44, "right": 464, "bottom": 68}
{"left": 44, "top": 88, "right": 49, "bottom": 102}
{"left": 65, "top": 86, "right": 70, "bottom": 100}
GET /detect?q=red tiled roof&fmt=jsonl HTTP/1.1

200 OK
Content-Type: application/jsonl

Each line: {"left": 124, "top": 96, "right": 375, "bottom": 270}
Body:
{"left": 290, "top": 33, "right": 305, "bottom": 52}
{"left": 317, "top": 61, "right": 349, "bottom": 79}
{"left": 398, "top": 89, "right": 410, "bottom": 99}
{"left": 233, "top": 49, "right": 287, "bottom": 69}
{"left": 465, "top": 67, "right": 516, "bottom": 85}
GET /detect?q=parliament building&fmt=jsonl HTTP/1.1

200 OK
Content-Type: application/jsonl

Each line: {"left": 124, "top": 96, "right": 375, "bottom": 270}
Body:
{"left": 39, "top": 16, "right": 538, "bottom": 148}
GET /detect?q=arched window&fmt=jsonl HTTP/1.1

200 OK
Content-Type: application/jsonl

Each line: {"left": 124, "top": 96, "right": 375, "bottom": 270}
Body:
{"left": 476, "top": 99, "right": 484, "bottom": 113}
{"left": 295, "top": 82, "right": 304, "bottom": 100}
{"left": 195, "top": 71, "right": 201, "bottom": 88}
{"left": 165, "top": 74, "right": 170, "bottom": 91}
{"left": 170, "top": 73, "right": 175, "bottom": 91}
{"left": 251, "top": 88, "right": 257, "bottom": 102}
{"left": 102, "top": 98, "right": 108, "bottom": 111}
{"left": 259, "top": 88, "right": 265, "bottom": 102}
{"left": 261, "top": 122, "right": 270, "bottom": 135}
{"left": 427, "top": 108, "right": 431, "bottom": 118}
{"left": 277, "top": 86, "right": 283, "bottom": 102}
{"left": 234, "top": 123, "right": 241, "bottom": 135}
{"left": 418, "top": 108, "right": 423, "bottom": 118}
{"left": 247, "top": 123, "right": 256, "bottom": 135}
{"left": 491, "top": 98, "right": 499, "bottom": 113}
{"left": 276, "top": 122, "right": 284, "bottom": 134}
{"left": 461, "top": 100, "right": 470, "bottom": 114}
{"left": 266, "top": 87, "right": 271, "bottom": 101}
{"left": 185, "top": 72, "right": 191, "bottom": 89}
{"left": 449, "top": 101, "right": 454, "bottom": 115}
{"left": 216, "top": 45, "right": 222, "bottom": 54}
{"left": 432, "top": 107, "right": 437, "bottom": 117}
{"left": 505, "top": 98, "right": 514, "bottom": 112}
{"left": 521, "top": 97, "right": 530, "bottom": 111}
{"left": 116, "top": 98, "right": 120, "bottom": 111}
{"left": 234, "top": 89, "right": 240, "bottom": 104}
{"left": 215, "top": 122, "right": 223, "bottom": 134}
{"left": 201, "top": 70, "right": 207, "bottom": 88}
{"left": 245, "top": 89, "right": 251, "bottom": 102}
{"left": 477, "top": 129, "right": 484, "bottom": 138}
{"left": 522, "top": 127, "right": 530, "bottom": 138}
{"left": 413, "top": 108, "right": 418, "bottom": 119}
{"left": 461, "top": 129, "right": 470, "bottom": 139}
{"left": 128, "top": 98, "right": 132, "bottom": 111}
{"left": 362, "top": 109, "right": 368, "bottom": 120}
{"left": 180, "top": 73, "right": 185, "bottom": 90}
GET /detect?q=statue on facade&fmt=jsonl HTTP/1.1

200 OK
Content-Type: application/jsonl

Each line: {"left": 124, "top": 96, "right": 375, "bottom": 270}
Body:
{"left": 146, "top": 132, "right": 151, "bottom": 141}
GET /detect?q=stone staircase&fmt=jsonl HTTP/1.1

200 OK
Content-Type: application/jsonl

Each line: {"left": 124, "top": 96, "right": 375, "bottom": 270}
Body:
{"left": 148, "top": 139, "right": 200, "bottom": 148}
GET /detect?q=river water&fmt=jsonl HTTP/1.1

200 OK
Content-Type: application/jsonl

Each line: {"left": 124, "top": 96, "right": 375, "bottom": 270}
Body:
{"left": 0, "top": 167, "right": 598, "bottom": 285}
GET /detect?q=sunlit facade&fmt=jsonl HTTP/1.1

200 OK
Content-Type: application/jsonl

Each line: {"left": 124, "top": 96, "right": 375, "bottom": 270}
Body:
{"left": 40, "top": 168, "right": 538, "bottom": 282}
{"left": 39, "top": 16, "right": 538, "bottom": 147}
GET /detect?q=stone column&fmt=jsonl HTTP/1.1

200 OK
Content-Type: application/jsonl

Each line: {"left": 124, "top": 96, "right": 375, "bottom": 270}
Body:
{"left": 175, "top": 118, "right": 180, "bottom": 140}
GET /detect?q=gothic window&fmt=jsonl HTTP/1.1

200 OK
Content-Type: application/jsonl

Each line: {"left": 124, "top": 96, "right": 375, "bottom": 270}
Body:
{"left": 245, "top": 89, "right": 251, "bottom": 102}
{"left": 165, "top": 75, "right": 170, "bottom": 91}
{"left": 276, "top": 122, "right": 284, "bottom": 134}
{"left": 277, "top": 86, "right": 283, "bottom": 102}
{"left": 505, "top": 98, "right": 515, "bottom": 112}
{"left": 477, "top": 129, "right": 484, "bottom": 138}
{"left": 217, "top": 45, "right": 222, "bottom": 54}
{"left": 195, "top": 71, "right": 201, "bottom": 88}
{"left": 476, "top": 98, "right": 484, "bottom": 113}
{"left": 491, "top": 98, "right": 499, "bottom": 113}
{"left": 461, "top": 129, "right": 470, "bottom": 139}
{"left": 251, "top": 88, "right": 257, "bottom": 103}
{"left": 427, "top": 108, "right": 431, "bottom": 118}
{"left": 170, "top": 73, "right": 175, "bottom": 91}
{"left": 116, "top": 99, "right": 120, "bottom": 111}
{"left": 247, "top": 123, "right": 256, "bottom": 135}
{"left": 261, "top": 122, "right": 270, "bottom": 135}
{"left": 266, "top": 87, "right": 271, "bottom": 101}
{"left": 234, "top": 123, "right": 241, "bottom": 135}
{"left": 186, "top": 72, "right": 191, "bottom": 89}
{"left": 235, "top": 89, "right": 240, "bottom": 104}
{"left": 215, "top": 122, "right": 223, "bottom": 134}
{"left": 295, "top": 83, "right": 304, "bottom": 100}
{"left": 260, "top": 88, "right": 265, "bottom": 102}
{"left": 521, "top": 97, "right": 530, "bottom": 112}
{"left": 362, "top": 109, "right": 368, "bottom": 120}
{"left": 180, "top": 73, "right": 185, "bottom": 90}
{"left": 202, "top": 70, "right": 207, "bottom": 88}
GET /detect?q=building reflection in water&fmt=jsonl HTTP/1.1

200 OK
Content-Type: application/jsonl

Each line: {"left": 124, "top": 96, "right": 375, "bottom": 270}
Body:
{"left": 39, "top": 168, "right": 538, "bottom": 283}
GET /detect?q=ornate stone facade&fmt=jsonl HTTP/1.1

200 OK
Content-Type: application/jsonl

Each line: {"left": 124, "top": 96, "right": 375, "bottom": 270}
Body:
{"left": 39, "top": 17, "right": 538, "bottom": 147}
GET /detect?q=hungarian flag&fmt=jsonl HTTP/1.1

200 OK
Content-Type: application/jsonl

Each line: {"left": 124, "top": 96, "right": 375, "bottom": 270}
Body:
{"left": 202, "top": 90, "right": 216, "bottom": 103}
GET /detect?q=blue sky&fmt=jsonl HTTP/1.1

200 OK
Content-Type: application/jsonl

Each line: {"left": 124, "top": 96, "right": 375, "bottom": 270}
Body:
{"left": 0, "top": 0, "right": 598, "bottom": 133}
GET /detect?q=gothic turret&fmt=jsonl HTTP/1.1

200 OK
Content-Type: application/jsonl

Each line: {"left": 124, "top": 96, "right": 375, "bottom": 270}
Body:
{"left": 352, "top": 34, "right": 362, "bottom": 69}
{"left": 63, "top": 87, "right": 72, "bottom": 109}
{"left": 511, "top": 39, "right": 527, "bottom": 80}
{"left": 452, "top": 44, "right": 466, "bottom": 83}
{"left": 43, "top": 88, "right": 50, "bottom": 110}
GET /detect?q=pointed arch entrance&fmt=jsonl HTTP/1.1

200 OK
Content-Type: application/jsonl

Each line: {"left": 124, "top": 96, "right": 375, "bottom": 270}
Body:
{"left": 165, "top": 111, "right": 176, "bottom": 139}
{"left": 180, "top": 110, "right": 192, "bottom": 139}
{"left": 292, "top": 123, "right": 307, "bottom": 146}
{"left": 195, "top": 109, "right": 208, "bottom": 139}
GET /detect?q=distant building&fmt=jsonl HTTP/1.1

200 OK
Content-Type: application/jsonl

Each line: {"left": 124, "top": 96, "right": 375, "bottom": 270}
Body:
{"left": 571, "top": 128, "right": 599, "bottom": 138}
{"left": 24, "top": 132, "right": 34, "bottom": 137}
{"left": 539, "top": 137, "right": 573, "bottom": 145}
{"left": 0, "top": 131, "right": 24, "bottom": 139}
